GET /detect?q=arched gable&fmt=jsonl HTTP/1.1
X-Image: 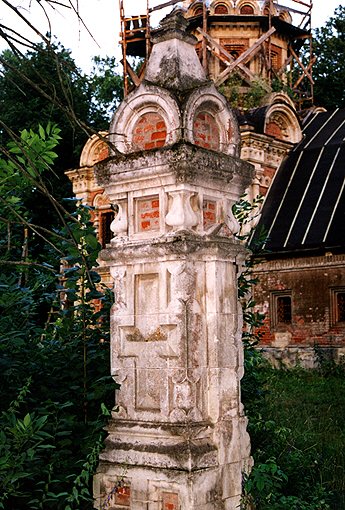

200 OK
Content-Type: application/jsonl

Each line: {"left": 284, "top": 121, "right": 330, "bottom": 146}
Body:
{"left": 79, "top": 132, "right": 109, "bottom": 167}
{"left": 264, "top": 93, "right": 302, "bottom": 144}
{"left": 109, "top": 86, "right": 181, "bottom": 154}
{"left": 183, "top": 85, "right": 240, "bottom": 156}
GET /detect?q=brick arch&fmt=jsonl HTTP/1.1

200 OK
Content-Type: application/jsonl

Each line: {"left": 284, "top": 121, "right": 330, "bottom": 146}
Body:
{"left": 235, "top": 0, "right": 260, "bottom": 15}
{"left": 215, "top": 3, "right": 229, "bottom": 14}
{"left": 193, "top": 6, "right": 203, "bottom": 15}
{"left": 262, "top": 2, "right": 277, "bottom": 16}
{"left": 79, "top": 132, "right": 109, "bottom": 167}
{"left": 240, "top": 4, "right": 254, "bottom": 14}
{"left": 183, "top": 86, "right": 241, "bottom": 157}
{"left": 110, "top": 87, "right": 181, "bottom": 154}
{"left": 193, "top": 111, "right": 220, "bottom": 151}
{"left": 132, "top": 112, "right": 167, "bottom": 151}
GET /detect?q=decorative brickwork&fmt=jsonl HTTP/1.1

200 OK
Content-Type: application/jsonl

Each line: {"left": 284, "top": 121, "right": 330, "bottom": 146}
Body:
{"left": 265, "top": 121, "right": 283, "bottom": 139}
{"left": 136, "top": 196, "right": 160, "bottom": 232}
{"left": 162, "top": 492, "right": 179, "bottom": 510}
{"left": 132, "top": 113, "right": 167, "bottom": 150}
{"left": 203, "top": 199, "right": 217, "bottom": 229}
{"left": 193, "top": 111, "right": 220, "bottom": 151}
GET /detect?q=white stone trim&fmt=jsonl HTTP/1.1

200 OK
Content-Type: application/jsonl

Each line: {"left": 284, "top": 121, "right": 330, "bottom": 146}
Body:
{"left": 183, "top": 85, "right": 240, "bottom": 156}
{"left": 109, "top": 86, "right": 181, "bottom": 154}
{"left": 79, "top": 131, "right": 109, "bottom": 167}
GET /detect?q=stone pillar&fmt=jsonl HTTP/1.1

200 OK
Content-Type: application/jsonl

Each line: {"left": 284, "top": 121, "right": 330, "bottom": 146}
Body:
{"left": 93, "top": 10, "right": 253, "bottom": 510}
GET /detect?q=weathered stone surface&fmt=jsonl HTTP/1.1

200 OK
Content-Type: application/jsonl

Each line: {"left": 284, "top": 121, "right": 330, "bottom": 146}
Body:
{"left": 93, "top": 9, "right": 252, "bottom": 509}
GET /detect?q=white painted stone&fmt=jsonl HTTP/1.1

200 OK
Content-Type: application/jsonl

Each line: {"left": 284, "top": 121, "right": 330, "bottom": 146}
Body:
{"left": 165, "top": 190, "right": 199, "bottom": 230}
{"left": 93, "top": 9, "right": 253, "bottom": 510}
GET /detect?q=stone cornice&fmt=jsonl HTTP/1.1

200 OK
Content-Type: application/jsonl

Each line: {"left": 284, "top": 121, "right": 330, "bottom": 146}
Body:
{"left": 95, "top": 142, "right": 254, "bottom": 189}
{"left": 254, "top": 254, "right": 345, "bottom": 273}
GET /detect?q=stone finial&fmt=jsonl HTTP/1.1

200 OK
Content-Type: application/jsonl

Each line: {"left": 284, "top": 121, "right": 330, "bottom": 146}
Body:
{"left": 152, "top": 9, "right": 195, "bottom": 45}
{"left": 144, "top": 9, "right": 208, "bottom": 91}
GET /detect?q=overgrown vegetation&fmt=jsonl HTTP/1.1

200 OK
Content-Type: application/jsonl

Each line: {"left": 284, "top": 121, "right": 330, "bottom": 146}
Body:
{"left": 241, "top": 357, "right": 345, "bottom": 509}
{"left": 219, "top": 76, "right": 268, "bottom": 110}
{"left": 0, "top": 126, "right": 116, "bottom": 509}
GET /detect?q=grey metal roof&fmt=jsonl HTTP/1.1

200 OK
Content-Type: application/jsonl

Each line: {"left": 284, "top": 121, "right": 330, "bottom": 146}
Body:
{"left": 254, "top": 109, "right": 345, "bottom": 254}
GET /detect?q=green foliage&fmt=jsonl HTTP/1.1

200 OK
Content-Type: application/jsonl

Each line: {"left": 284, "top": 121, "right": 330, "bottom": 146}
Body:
{"left": 89, "top": 56, "right": 123, "bottom": 123}
{"left": 0, "top": 44, "right": 123, "bottom": 171}
{"left": 241, "top": 364, "right": 345, "bottom": 509}
{"left": 220, "top": 76, "right": 268, "bottom": 110}
{"left": 0, "top": 127, "right": 116, "bottom": 509}
{"left": 233, "top": 195, "right": 266, "bottom": 346}
{"left": 0, "top": 44, "right": 89, "bottom": 171}
{"left": 313, "top": 6, "right": 345, "bottom": 109}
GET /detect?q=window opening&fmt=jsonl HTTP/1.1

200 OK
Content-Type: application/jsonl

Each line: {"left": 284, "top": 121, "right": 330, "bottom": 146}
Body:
{"left": 100, "top": 211, "right": 115, "bottom": 248}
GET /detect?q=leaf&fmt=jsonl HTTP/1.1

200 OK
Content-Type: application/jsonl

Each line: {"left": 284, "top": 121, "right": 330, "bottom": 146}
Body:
{"left": 23, "top": 413, "right": 31, "bottom": 427}
{"left": 38, "top": 124, "right": 46, "bottom": 140}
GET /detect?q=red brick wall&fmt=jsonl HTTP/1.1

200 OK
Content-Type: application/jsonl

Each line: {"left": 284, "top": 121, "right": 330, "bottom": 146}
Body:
{"left": 265, "top": 121, "right": 283, "bottom": 139}
{"left": 259, "top": 166, "right": 275, "bottom": 195}
{"left": 132, "top": 112, "right": 167, "bottom": 150}
{"left": 137, "top": 196, "right": 160, "bottom": 232}
{"left": 193, "top": 111, "right": 220, "bottom": 151}
{"left": 253, "top": 259, "right": 345, "bottom": 347}
{"left": 203, "top": 199, "right": 217, "bottom": 229}
{"left": 162, "top": 492, "right": 179, "bottom": 510}
{"left": 115, "top": 485, "right": 130, "bottom": 506}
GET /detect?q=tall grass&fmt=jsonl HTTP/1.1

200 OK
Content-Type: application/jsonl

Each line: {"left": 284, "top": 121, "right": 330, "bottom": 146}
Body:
{"left": 242, "top": 352, "right": 345, "bottom": 509}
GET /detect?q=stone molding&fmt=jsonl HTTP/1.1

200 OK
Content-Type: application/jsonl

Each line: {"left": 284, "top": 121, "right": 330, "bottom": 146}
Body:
{"left": 183, "top": 84, "right": 241, "bottom": 157}
{"left": 110, "top": 85, "right": 181, "bottom": 154}
{"left": 95, "top": 142, "right": 253, "bottom": 190}
{"left": 254, "top": 253, "right": 345, "bottom": 273}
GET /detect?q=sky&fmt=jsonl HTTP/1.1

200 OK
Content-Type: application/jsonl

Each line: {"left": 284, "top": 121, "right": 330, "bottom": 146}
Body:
{"left": 0, "top": 0, "right": 343, "bottom": 73}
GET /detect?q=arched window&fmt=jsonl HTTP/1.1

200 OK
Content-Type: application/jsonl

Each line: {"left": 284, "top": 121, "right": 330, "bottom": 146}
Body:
{"left": 215, "top": 4, "right": 229, "bottom": 14}
{"left": 193, "top": 6, "right": 203, "bottom": 15}
{"left": 240, "top": 5, "right": 254, "bottom": 14}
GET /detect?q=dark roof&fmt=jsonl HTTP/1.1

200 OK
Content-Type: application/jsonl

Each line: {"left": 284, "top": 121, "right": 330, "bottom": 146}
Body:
{"left": 254, "top": 108, "right": 345, "bottom": 254}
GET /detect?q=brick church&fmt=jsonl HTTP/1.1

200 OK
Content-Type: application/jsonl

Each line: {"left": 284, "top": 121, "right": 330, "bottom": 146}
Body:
{"left": 66, "top": 0, "right": 345, "bottom": 366}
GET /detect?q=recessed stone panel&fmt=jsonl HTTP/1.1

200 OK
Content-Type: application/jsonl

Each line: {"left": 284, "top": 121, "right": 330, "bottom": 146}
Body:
{"left": 134, "top": 273, "right": 160, "bottom": 335}
{"left": 136, "top": 196, "right": 160, "bottom": 232}
{"left": 162, "top": 491, "right": 179, "bottom": 510}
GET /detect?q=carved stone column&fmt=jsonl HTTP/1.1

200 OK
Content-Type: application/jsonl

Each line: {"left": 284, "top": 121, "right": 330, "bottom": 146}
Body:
{"left": 93, "top": 10, "right": 253, "bottom": 510}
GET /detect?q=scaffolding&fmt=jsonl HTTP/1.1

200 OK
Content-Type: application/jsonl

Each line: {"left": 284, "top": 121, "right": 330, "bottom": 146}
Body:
{"left": 118, "top": 0, "right": 314, "bottom": 106}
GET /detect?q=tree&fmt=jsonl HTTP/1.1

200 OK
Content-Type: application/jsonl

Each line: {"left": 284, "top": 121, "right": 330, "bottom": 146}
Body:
{"left": 89, "top": 56, "right": 123, "bottom": 122}
{"left": 313, "top": 5, "right": 345, "bottom": 110}
{"left": 0, "top": 125, "right": 116, "bottom": 509}
{"left": 0, "top": 43, "right": 109, "bottom": 172}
